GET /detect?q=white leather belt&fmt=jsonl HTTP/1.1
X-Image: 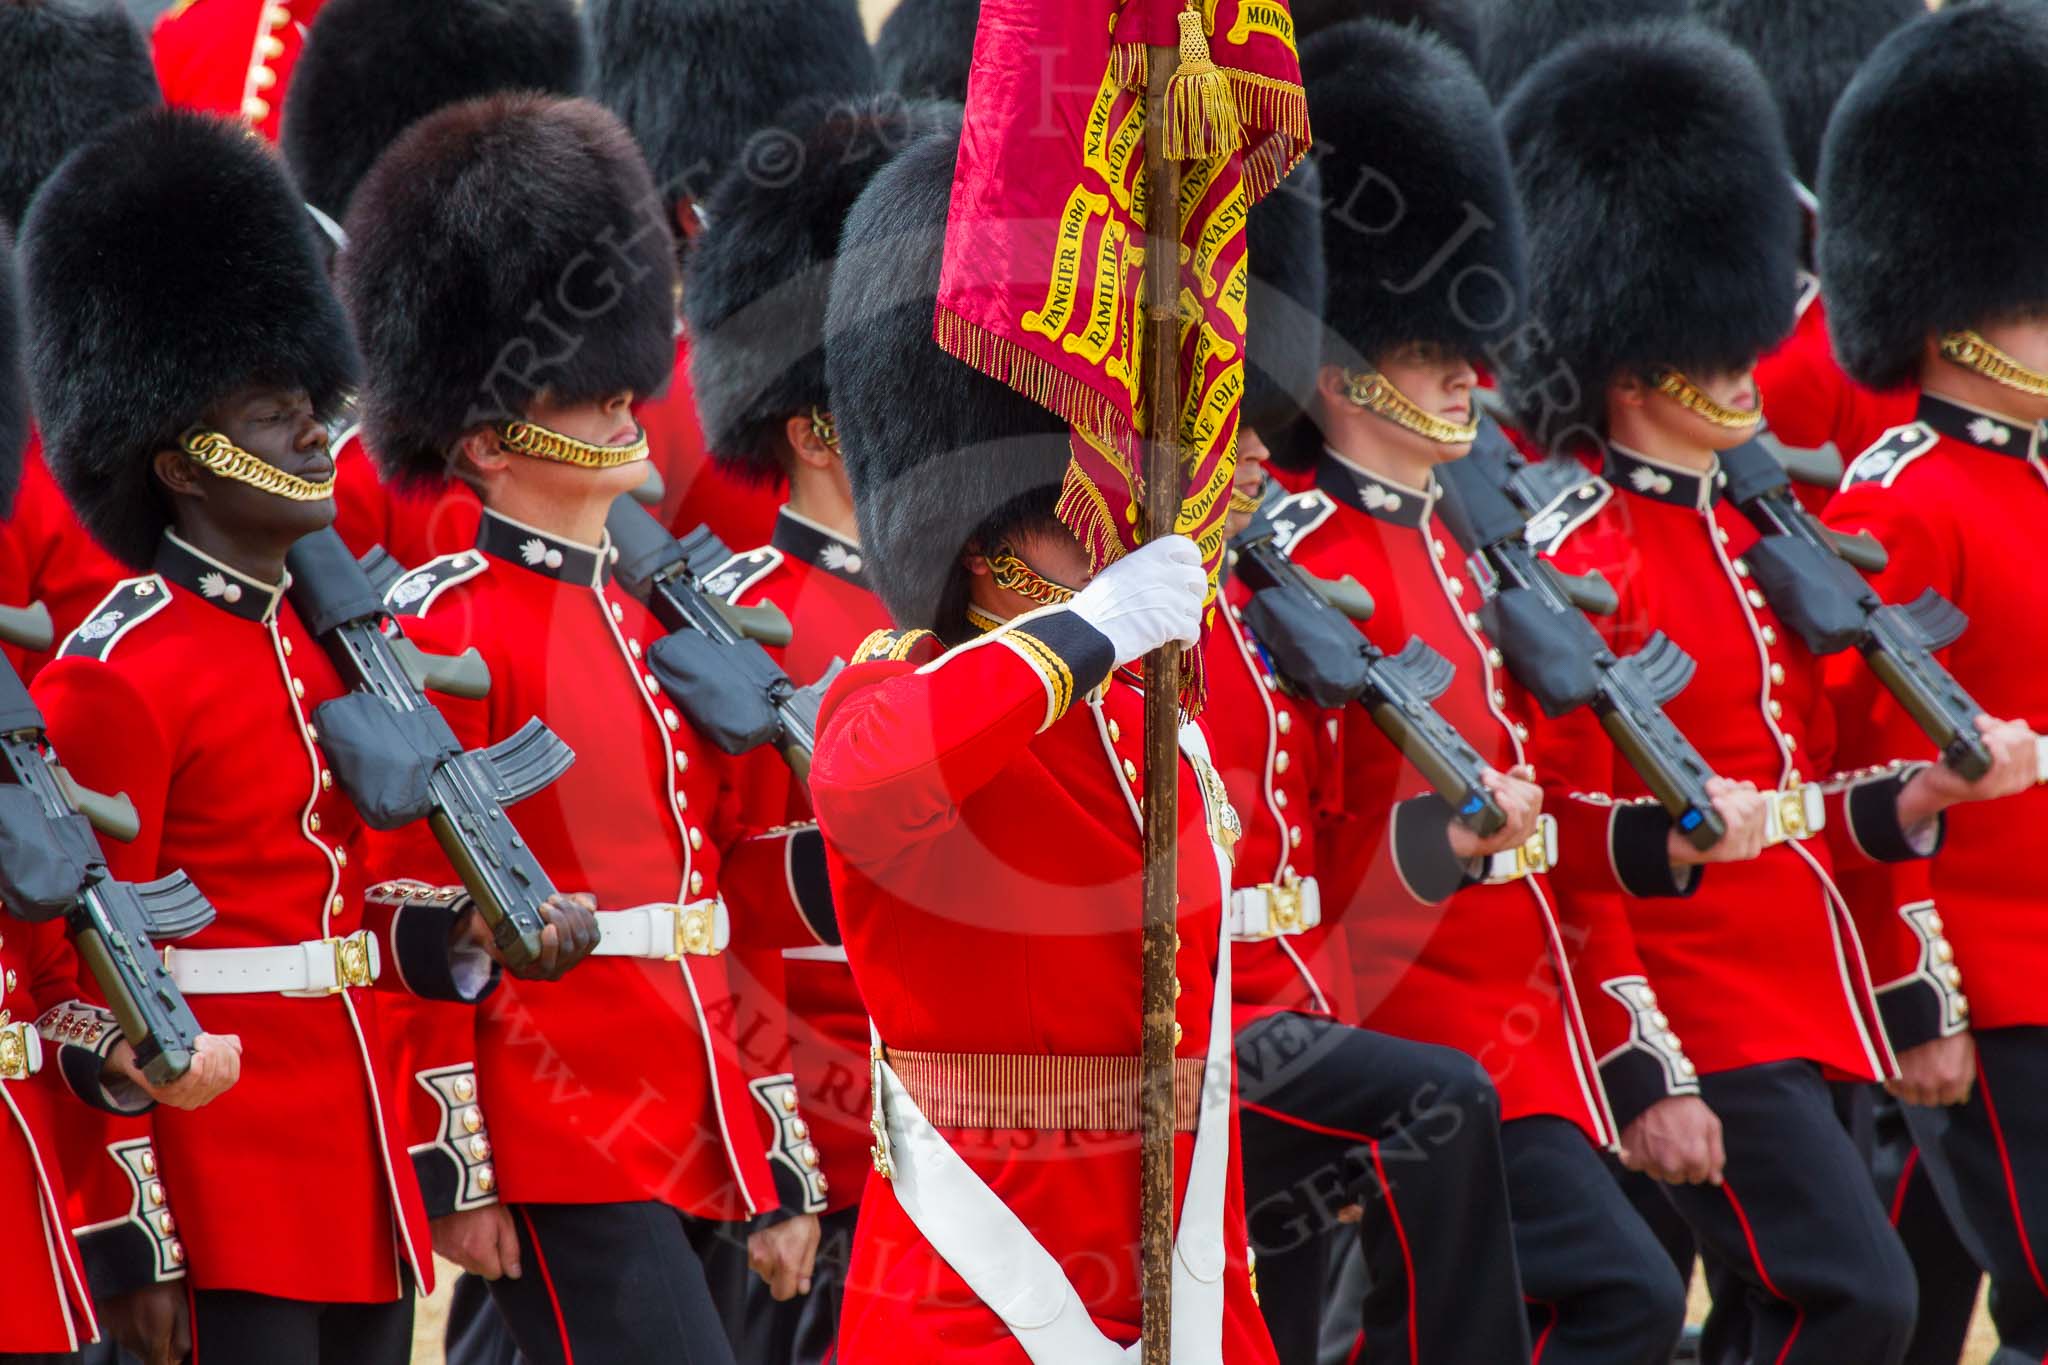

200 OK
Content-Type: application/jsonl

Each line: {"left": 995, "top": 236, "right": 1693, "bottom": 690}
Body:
{"left": 0, "top": 1021, "right": 44, "bottom": 1080}
{"left": 1228, "top": 876, "right": 1322, "bottom": 941}
{"left": 1483, "top": 814, "right": 1559, "bottom": 884}
{"left": 1762, "top": 783, "right": 1825, "bottom": 847}
{"left": 593, "top": 899, "right": 730, "bottom": 959}
{"left": 2034, "top": 735, "right": 2048, "bottom": 786}
{"left": 164, "top": 931, "right": 381, "bottom": 996}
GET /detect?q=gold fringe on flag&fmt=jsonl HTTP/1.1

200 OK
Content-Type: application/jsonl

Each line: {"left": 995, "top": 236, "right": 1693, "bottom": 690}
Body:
{"left": 1162, "top": 7, "right": 1244, "bottom": 160}
{"left": 934, "top": 304, "right": 1131, "bottom": 453}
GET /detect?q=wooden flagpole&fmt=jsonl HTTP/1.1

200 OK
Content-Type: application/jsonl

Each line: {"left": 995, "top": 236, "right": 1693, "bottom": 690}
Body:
{"left": 1138, "top": 39, "right": 1186, "bottom": 1365}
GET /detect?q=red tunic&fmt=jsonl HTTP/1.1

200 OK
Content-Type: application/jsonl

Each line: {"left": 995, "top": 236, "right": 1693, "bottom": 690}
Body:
{"left": 150, "top": 0, "right": 326, "bottom": 142}
{"left": 31, "top": 533, "right": 450, "bottom": 1302}
{"left": 1280, "top": 463, "right": 1618, "bottom": 1141}
{"left": 641, "top": 333, "right": 782, "bottom": 551}
{"left": 1754, "top": 281, "right": 1917, "bottom": 513}
{"left": 0, "top": 438, "right": 126, "bottom": 679}
{"left": 329, "top": 428, "right": 483, "bottom": 571}
{"left": 713, "top": 510, "right": 892, "bottom": 1215}
{"left": 1824, "top": 395, "right": 2048, "bottom": 1042}
{"left": 1542, "top": 443, "right": 1939, "bottom": 1084}
{"left": 811, "top": 612, "right": 1275, "bottom": 1363}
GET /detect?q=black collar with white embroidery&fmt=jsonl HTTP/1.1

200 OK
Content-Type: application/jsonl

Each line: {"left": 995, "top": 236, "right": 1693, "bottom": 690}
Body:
{"left": 772, "top": 509, "right": 869, "bottom": 587}
{"left": 1315, "top": 449, "right": 1436, "bottom": 530}
{"left": 1604, "top": 444, "right": 1723, "bottom": 511}
{"left": 478, "top": 510, "right": 613, "bottom": 587}
{"left": 1918, "top": 393, "right": 2045, "bottom": 459}
{"left": 155, "top": 532, "right": 286, "bottom": 623}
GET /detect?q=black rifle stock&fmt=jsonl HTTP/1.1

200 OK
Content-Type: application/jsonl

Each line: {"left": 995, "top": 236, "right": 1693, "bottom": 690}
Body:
{"left": 1717, "top": 438, "right": 1992, "bottom": 780}
{"left": 0, "top": 609, "right": 213, "bottom": 1085}
{"left": 287, "top": 529, "right": 574, "bottom": 970}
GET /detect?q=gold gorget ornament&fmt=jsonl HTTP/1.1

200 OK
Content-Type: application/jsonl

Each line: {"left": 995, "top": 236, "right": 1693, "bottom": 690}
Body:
{"left": 1342, "top": 369, "right": 1480, "bottom": 446}
{"left": 180, "top": 429, "right": 337, "bottom": 501}
{"left": 1652, "top": 370, "right": 1763, "bottom": 431}
{"left": 497, "top": 419, "right": 650, "bottom": 469}
{"left": 1939, "top": 331, "right": 2048, "bottom": 400}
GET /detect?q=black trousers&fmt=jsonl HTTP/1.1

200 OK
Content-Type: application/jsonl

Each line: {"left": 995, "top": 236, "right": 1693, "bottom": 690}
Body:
{"left": 490, "top": 1201, "right": 737, "bottom": 1365}
{"left": 188, "top": 1278, "right": 413, "bottom": 1365}
{"left": 1502, "top": 1116, "right": 1686, "bottom": 1365}
{"left": 1234, "top": 1010, "right": 1528, "bottom": 1365}
{"left": 1868, "top": 1092, "right": 1981, "bottom": 1365}
{"left": 1662, "top": 1061, "right": 1917, "bottom": 1365}
{"left": 694, "top": 1203, "right": 855, "bottom": 1365}
{"left": 1901, "top": 1025, "right": 2048, "bottom": 1361}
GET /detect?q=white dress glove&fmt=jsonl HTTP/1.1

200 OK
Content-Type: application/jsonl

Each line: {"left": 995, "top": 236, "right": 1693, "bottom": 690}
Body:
{"left": 1066, "top": 535, "right": 1207, "bottom": 667}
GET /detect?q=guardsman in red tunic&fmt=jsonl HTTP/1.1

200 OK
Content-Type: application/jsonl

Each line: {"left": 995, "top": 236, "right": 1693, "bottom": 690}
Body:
{"left": 811, "top": 124, "right": 1274, "bottom": 1364}
{"left": 21, "top": 110, "right": 507, "bottom": 1364}
{"left": 1499, "top": 23, "right": 2037, "bottom": 1364}
{"left": 277, "top": 0, "right": 587, "bottom": 572}
{"left": 150, "top": 0, "right": 325, "bottom": 141}
{"left": 340, "top": 92, "right": 833, "bottom": 1363}
{"left": 1285, "top": 23, "right": 1707, "bottom": 1362}
{"left": 1207, "top": 145, "right": 1529, "bottom": 1365}
{"left": 1818, "top": 8, "right": 2048, "bottom": 1356}
{"left": 585, "top": 0, "right": 878, "bottom": 555}
{"left": 680, "top": 95, "right": 943, "bottom": 1361}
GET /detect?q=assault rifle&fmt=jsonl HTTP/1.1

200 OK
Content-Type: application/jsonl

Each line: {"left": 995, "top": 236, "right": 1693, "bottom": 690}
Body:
{"left": 1231, "top": 518, "right": 1509, "bottom": 837}
{"left": 1435, "top": 424, "right": 1726, "bottom": 850}
{"left": 286, "top": 528, "right": 574, "bottom": 971}
{"left": 606, "top": 499, "right": 835, "bottom": 782}
{"left": 1717, "top": 437, "right": 1993, "bottom": 779}
{"left": 0, "top": 604, "right": 213, "bottom": 1084}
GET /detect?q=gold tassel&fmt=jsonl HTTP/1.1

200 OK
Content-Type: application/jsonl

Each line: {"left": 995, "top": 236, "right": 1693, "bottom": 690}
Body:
{"left": 1162, "top": 7, "right": 1244, "bottom": 160}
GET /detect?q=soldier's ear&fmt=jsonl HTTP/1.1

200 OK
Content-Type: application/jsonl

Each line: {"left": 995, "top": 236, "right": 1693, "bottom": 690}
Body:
{"left": 152, "top": 447, "right": 206, "bottom": 501}
{"left": 784, "top": 414, "right": 838, "bottom": 471}
{"left": 457, "top": 428, "right": 511, "bottom": 477}
{"left": 1610, "top": 374, "right": 1651, "bottom": 410}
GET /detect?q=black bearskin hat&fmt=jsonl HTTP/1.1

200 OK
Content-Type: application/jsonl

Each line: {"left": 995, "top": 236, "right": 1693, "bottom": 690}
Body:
{"left": 1294, "top": 0, "right": 1486, "bottom": 66}
{"left": 685, "top": 97, "right": 954, "bottom": 484}
{"left": 1500, "top": 21, "right": 1797, "bottom": 450}
{"left": 1243, "top": 157, "right": 1328, "bottom": 446}
{"left": 281, "top": 0, "right": 590, "bottom": 222}
{"left": 21, "top": 110, "right": 358, "bottom": 568}
{"left": 0, "top": 0, "right": 160, "bottom": 227}
{"left": 825, "top": 125, "right": 1069, "bottom": 638}
{"left": 875, "top": 0, "right": 980, "bottom": 103}
{"left": 587, "top": 0, "right": 876, "bottom": 218}
{"left": 1479, "top": 0, "right": 1686, "bottom": 102}
{"left": 0, "top": 229, "right": 26, "bottom": 516}
{"left": 1819, "top": 2, "right": 2048, "bottom": 393}
{"left": 1304, "top": 20, "right": 1525, "bottom": 371}
{"left": 1694, "top": 0, "right": 1922, "bottom": 188}
{"left": 338, "top": 94, "right": 677, "bottom": 491}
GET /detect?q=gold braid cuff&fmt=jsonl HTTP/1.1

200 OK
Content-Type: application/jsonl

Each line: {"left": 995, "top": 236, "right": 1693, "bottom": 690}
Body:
{"left": 180, "top": 429, "right": 336, "bottom": 501}
{"left": 986, "top": 549, "right": 1078, "bottom": 607}
{"left": 497, "top": 419, "right": 650, "bottom": 469}
{"left": 1939, "top": 331, "right": 2048, "bottom": 400}
{"left": 1342, "top": 370, "right": 1479, "bottom": 446}
{"left": 1652, "top": 370, "right": 1762, "bottom": 431}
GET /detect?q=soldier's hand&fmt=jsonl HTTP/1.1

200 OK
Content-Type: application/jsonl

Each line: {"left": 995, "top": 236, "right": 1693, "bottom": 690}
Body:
{"left": 1619, "top": 1095, "right": 1725, "bottom": 1187}
{"left": 114, "top": 1032, "right": 243, "bottom": 1110}
{"left": 1897, "top": 716, "right": 2039, "bottom": 825}
{"left": 1670, "top": 778, "right": 1768, "bottom": 866}
{"left": 98, "top": 1280, "right": 188, "bottom": 1365}
{"left": 1887, "top": 1032, "right": 1976, "bottom": 1109}
{"left": 1446, "top": 765, "right": 1544, "bottom": 861}
{"left": 470, "top": 893, "right": 601, "bottom": 981}
{"left": 748, "top": 1212, "right": 821, "bottom": 1302}
{"left": 432, "top": 1205, "right": 522, "bottom": 1280}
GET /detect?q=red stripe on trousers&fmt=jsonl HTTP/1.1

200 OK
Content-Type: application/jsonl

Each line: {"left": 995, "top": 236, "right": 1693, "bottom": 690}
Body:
{"left": 1722, "top": 1179, "right": 1805, "bottom": 1365}
{"left": 517, "top": 1206, "right": 577, "bottom": 1365}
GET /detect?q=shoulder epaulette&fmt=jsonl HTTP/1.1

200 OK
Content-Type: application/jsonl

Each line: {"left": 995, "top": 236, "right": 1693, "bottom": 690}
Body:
{"left": 383, "top": 549, "right": 489, "bottom": 616}
{"left": 851, "top": 628, "right": 937, "bottom": 665}
{"left": 1249, "top": 489, "right": 1337, "bottom": 554}
{"left": 1522, "top": 473, "right": 1614, "bottom": 556}
{"left": 1842, "top": 423, "right": 1939, "bottom": 492}
{"left": 700, "top": 546, "right": 785, "bottom": 605}
{"left": 60, "top": 577, "right": 173, "bottom": 662}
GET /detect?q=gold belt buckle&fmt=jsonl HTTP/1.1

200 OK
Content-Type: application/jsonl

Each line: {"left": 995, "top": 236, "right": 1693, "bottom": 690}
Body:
{"left": 1777, "top": 784, "right": 1810, "bottom": 843}
{"left": 869, "top": 1045, "right": 896, "bottom": 1180}
{"left": 1515, "top": 826, "right": 1552, "bottom": 878}
{"left": 1268, "top": 881, "right": 1303, "bottom": 934}
{"left": 330, "top": 932, "right": 374, "bottom": 990}
{"left": 0, "top": 1021, "right": 31, "bottom": 1081}
{"left": 671, "top": 902, "right": 720, "bottom": 959}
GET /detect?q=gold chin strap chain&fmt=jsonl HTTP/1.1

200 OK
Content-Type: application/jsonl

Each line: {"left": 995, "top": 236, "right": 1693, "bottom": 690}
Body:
{"left": 1940, "top": 331, "right": 2048, "bottom": 400}
{"left": 1652, "top": 370, "right": 1763, "bottom": 430}
{"left": 497, "top": 419, "right": 650, "bottom": 469}
{"left": 809, "top": 407, "right": 841, "bottom": 450}
{"left": 180, "top": 429, "right": 337, "bottom": 501}
{"left": 986, "top": 547, "right": 1078, "bottom": 607}
{"left": 1342, "top": 369, "right": 1480, "bottom": 446}
{"left": 1227, "top": 475, "right": 1266, "bottom": 516}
